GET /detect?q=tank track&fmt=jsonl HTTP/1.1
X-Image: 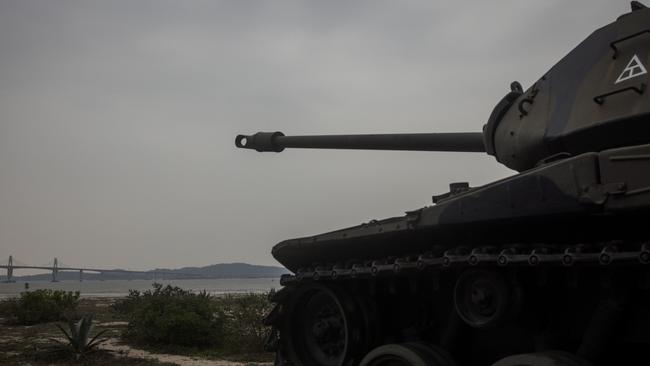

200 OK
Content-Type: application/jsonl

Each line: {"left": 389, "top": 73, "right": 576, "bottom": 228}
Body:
{"left": 266, "top": 240, "right": 650, "bottom": 365}
{"left": 280, "top": 241, "right": 650, "bottom": 285}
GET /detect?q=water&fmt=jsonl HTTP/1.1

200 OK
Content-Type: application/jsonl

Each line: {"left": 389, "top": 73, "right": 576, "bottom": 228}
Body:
{"left": 0, "top": 278, "right": 281, "bottom": 298}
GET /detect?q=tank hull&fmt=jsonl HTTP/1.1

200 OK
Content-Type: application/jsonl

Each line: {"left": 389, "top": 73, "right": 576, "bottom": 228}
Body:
{"left": 265, "top": 144, "right": 650, "bottom": 366}
{"left": 273, "top": 143, "right": 650, "bottom": 272}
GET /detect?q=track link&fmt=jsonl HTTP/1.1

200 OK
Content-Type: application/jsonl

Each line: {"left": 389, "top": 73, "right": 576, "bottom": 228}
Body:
{"left": 279, "top": 241, "right": 650, "bottom": 286}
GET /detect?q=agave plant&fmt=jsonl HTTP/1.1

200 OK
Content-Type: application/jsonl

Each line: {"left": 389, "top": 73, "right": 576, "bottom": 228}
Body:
{"left": 53, "top": 314, "right": 109, "bottom": 360}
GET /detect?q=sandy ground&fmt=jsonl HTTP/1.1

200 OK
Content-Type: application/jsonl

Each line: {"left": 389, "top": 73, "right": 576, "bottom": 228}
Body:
{"left": 99, "top": 338, "right": 273, "bottom": 366}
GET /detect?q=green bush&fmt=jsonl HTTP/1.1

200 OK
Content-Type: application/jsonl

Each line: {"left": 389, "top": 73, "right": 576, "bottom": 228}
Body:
{"left": 114, "top": 283, "right": 224, "bottom": 347}
{"left": 0, "top": 289, "right": 80, "bottom": 325}
{"left": 216, "top": 293, "right": 273, "bottom": 354}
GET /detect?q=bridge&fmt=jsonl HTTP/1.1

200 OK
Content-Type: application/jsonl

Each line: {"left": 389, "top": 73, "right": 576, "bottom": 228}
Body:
{"left": 1, "top": 256, "right": 200, "bottom": 282}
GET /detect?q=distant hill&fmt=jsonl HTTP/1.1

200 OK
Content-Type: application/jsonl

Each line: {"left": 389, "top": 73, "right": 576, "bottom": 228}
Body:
{"left": 10, "top": 262, "right": 289, "bottom": 282}
{"left": 166, "top": 263, "right": 288, "bottom": 278}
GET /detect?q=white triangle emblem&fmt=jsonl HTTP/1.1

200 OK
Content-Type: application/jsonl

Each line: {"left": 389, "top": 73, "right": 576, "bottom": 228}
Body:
{"left": 615, "top": 54, "right": 647, "bottom": 84}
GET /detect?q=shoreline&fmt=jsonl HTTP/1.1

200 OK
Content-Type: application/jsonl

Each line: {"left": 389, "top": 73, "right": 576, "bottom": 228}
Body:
{"left": 0, "top": 277, "right": 281, "bottom": 299}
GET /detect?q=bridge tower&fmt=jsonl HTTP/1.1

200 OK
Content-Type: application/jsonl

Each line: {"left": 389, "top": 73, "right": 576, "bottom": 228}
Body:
{"left": 51, "top": 257, "right": 59, "bottom": 282}
{"left": 5, "top": 256, "right": 15, "bottom": 283}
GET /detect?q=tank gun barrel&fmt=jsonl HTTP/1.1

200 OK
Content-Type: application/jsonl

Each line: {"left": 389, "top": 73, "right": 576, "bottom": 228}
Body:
{"left": 235, "top": 131, "right": 486, "bottom": 153}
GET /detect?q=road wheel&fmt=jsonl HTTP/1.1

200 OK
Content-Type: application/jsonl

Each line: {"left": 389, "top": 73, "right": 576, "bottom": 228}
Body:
{"left": 492, "top": 351, "right": 592, "bottom": 366}
{"left": 281, "top": 284, "right": 369, "bottom": 366}
{"left": 360, "top": 343, "right": 457, "bottom": 366}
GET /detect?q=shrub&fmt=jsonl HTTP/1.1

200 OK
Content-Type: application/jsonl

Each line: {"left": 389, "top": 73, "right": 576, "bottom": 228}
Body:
{"left": 52, "top": 314, "right": 109, "bottom": 360}
{"left": 0, "top": 289, "right": 80, "bottom": 325}
{"left": 216, "top": 293, "right": 273, "bottom": 354}
{"left": 110, "top": 288, "right": 144, "bottom": 315}
{"left": 114, "top": 283, "right": 224, "bottom": 347}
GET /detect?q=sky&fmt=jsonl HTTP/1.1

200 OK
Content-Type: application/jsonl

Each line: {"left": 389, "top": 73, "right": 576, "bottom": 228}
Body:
{"left": 0, "top": 0, "right": 632, "bottom": 270}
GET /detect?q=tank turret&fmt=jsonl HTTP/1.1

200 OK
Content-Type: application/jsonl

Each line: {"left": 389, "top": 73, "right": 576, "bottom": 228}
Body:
{"left": 238, "top": 3, "right": 650, "bottom": 172}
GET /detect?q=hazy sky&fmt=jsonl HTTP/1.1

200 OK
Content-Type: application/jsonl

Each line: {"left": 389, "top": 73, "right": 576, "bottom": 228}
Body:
{"left": 0, "top": 0, "right": 630, "bottom": 270}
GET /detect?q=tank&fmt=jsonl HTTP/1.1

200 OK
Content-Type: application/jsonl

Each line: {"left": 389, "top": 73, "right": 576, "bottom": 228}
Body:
{"left": 236, "top": 3, "right": 650, "bottom": 366}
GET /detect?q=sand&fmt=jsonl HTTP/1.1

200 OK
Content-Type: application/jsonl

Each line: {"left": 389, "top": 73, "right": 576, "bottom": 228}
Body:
{"left": 99, "top": 338, "right": 273, "bottom": 366}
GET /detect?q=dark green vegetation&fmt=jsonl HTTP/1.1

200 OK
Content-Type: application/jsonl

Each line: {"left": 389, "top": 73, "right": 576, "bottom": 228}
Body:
{"left": 0, "top": 298, "right": 173, "bottom": 366}
{"left": 216, "top": 291, "right": 272, "bottom": 354}
{"left": 113, "top": 284, "right": 225, "bottom": 347}
{"left": 0, "top": 289, "right": 80, "bottom": 324}
{"left": 113, "top": 283, "right": 273, "bottom": 360}
{"left": 0, "top": 287, "right": 274, "bottom": 365}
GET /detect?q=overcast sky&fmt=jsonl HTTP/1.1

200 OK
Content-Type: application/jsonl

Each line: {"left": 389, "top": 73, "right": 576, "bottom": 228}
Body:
{"left": 0, "top": 0, "right": 631, "bottom": 270}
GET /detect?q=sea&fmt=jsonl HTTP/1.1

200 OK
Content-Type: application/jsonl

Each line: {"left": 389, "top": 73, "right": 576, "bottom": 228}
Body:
{"left": 0, "top": 278, "right": 281, "bottom": 299}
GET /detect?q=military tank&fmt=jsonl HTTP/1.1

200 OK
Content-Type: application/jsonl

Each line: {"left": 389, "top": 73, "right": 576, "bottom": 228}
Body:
{"left": 236, "top": 3, "right": 650, "bottom": 365}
